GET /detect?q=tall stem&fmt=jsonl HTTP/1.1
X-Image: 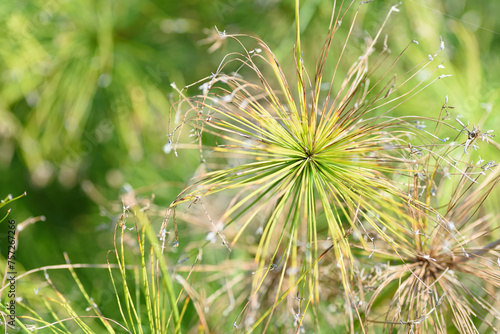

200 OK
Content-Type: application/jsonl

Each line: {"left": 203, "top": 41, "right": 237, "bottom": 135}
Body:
{"left": 295, "top": 0, "right": 306, "bottom": 123}
{"left": 295, "top": 0, "right": 302, "bottom": 73}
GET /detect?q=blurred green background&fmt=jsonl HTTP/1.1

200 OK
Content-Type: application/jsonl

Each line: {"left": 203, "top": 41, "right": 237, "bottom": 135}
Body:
{"left": 1, "top": 0, "right": 500, "bottom": 331}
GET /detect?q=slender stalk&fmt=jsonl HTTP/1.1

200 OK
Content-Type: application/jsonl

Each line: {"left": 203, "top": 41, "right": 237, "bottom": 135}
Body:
{"left": 295, "top": 0, "right": 301, "bottom": 77}
{"left": 134, "top": 207, "right": 181, "bottom": 333}
{"left": 295, "top": 0, "right": 306, "bottom": 122}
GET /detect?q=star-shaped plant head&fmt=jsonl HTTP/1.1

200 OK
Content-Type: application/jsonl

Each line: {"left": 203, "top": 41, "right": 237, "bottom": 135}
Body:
{"left": 362, "top": 136, "right": 500, "bottom": 333}
{"left": 168, "top": 1, "right": 451, "bottom": 330}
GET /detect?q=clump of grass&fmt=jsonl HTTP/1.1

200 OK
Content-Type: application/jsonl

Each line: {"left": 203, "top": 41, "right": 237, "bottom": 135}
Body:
{"left": 0, "top": 197, "right": 125, "bottom": 332}
{"left": 0, "top": 190, "right": 187, "bottom": 333}
{"left": 107, "top": 197, "right": 183, "bottom": 334}
{"left": 169, "top": 1, "right": 454, "bottom": 330}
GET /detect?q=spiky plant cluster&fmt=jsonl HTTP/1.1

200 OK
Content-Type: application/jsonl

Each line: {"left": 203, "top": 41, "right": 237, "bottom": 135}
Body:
{"left": 361, "top": 125, "right": 500, "bottom": 332}
{"left": 168, "top": 1, "right": 461, "bottom": 331}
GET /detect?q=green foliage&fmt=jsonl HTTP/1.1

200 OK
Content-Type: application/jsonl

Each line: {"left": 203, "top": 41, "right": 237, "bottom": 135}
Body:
{"left": 2, "top": 0, "right": 500, "bottom": 333}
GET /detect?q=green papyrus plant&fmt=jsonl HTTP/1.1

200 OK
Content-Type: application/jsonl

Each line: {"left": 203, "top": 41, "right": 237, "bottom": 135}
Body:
{"left": 168, "top": 1, "right": 456, "bottom": 331}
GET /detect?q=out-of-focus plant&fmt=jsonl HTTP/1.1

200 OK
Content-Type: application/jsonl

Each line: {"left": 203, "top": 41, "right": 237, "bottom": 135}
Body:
{"left": 0, "top": 0, "right": 191, "bottom": 188}
{"left": 168, "top": 1, "right": 459, "bottom": 331}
